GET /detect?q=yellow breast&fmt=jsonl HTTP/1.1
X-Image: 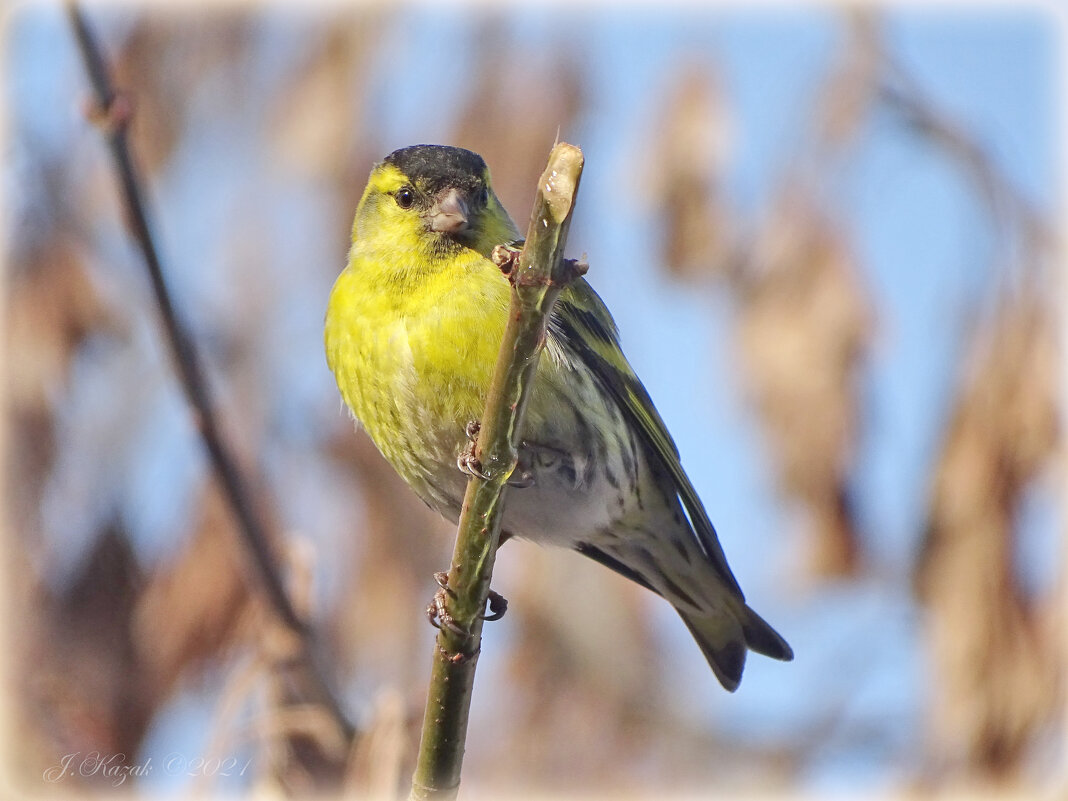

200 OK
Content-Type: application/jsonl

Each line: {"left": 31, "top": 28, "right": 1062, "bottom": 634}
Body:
{"left": 324, "top": 248, "right": 511, "bottom": 472}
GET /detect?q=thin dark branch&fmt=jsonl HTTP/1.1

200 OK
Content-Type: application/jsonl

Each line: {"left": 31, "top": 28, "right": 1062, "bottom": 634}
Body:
{"left": 879, "top": 55, "right": 1055, "bottom": 273}
{"left": 65, "top": 0, "right": 299, "bottom": 635}
{"left": 408, "top": 143, "right": 586, "bottom": 800}
{"left": 64, "top": 2, "right": 352, "bottom": 740}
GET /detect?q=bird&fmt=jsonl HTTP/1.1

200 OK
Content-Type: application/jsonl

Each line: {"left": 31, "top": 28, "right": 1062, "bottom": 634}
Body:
{"left": 324, "top": 144, "right": 792, "bottom": 690}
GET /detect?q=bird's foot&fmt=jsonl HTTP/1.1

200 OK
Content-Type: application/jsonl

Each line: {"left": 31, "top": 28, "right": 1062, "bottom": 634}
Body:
{"left": 456, "top": 420, "right": 489, "bottom": 480}
{"left": 507, "top": 469, "right": 535, "bottom": 489}
{"left": 491, "top": 242, "right": 523, "bottom": 276}
{"left": 425, "top": 570, "right": 508, "bottom": 633}
{"left": 482, "top": 588, "right": 508, "bottom": 621}
{"left": 426, "top": 571, "right": 465, "bottom": 636}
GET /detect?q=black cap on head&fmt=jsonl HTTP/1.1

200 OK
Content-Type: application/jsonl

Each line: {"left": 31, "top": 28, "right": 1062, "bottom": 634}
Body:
{"left": 384, "top": 145, "right": 486, "bottom": 195}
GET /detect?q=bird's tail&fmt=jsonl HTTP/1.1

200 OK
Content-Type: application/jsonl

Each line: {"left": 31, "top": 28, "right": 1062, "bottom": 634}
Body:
{"left": 572, "top": 538, "right": 793, "bottom": 691}
{"left": 677, "top": 602, "right": 794, "bottom": 692}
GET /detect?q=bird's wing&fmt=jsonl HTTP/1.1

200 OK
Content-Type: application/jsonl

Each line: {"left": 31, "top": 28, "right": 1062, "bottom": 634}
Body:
{"left": 548, "top": 278, "right": 744, "bottom": 599}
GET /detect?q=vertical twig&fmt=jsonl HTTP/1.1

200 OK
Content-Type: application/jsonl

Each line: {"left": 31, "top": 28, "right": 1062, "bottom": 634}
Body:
{"left": 409, "top": 143, "right": 586, "bottom": 800}
{"left": 64, "top": 2, "right": 352, "bottom": 741}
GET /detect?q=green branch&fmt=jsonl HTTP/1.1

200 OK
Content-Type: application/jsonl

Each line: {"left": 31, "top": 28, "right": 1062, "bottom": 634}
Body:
{"left": 409, "top": 143, "right": 586, "bottom": 800}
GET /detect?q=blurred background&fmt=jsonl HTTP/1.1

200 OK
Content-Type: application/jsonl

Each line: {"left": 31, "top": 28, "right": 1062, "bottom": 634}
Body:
{"left": 2, "top": 1, "right": 1064, "bottom": 798}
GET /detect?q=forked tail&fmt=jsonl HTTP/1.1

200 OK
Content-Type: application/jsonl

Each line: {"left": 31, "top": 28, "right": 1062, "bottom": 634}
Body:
{"left": 677, "top": 603, "right": 793, "bottom": 692}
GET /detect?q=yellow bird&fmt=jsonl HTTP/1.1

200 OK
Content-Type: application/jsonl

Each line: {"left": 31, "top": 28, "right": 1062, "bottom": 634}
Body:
{"left": 325, "top": 145, "right": 792, "bottom": 690}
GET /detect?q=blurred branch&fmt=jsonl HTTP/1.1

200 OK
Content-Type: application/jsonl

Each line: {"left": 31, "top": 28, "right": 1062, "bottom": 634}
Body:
{"left": 914, "top": 294, "right": 1058, "bottom": 781}
{"left": 64, "top": 1, "right": 353, "bottom": 745}
{"left": 879, "top": 53, "right": 1054, "bottom": 271}
{"left": 872, "top": 20, "right": 1061, "bottom": 784}
{"left": 408, "top": 143, "right": 586, "bottom": 800}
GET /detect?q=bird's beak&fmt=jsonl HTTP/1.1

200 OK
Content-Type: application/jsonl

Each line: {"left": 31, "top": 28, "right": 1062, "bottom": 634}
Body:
{"left": 427, "top": 188, "right": 470, "bottom": 235}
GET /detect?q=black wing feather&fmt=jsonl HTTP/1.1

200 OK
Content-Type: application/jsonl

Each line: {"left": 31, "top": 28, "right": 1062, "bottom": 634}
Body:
{"left": 549, "top": 279, "right": 745, "bottom": 599}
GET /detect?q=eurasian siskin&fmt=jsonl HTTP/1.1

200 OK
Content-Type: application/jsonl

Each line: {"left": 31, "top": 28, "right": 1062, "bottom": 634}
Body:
{"left": 325, "top": 144, "right": 792, "bottom": 690}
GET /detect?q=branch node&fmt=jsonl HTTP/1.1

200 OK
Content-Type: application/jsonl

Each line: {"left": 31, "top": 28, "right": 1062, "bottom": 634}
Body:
{"left": 436, "top": 642, "right": 479, "bottom": 665}
{"left": 83, "top": 90, "right": 133, "bottom": 136}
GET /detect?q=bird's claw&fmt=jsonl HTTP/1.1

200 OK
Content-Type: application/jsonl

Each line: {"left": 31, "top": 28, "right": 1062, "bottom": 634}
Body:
{"left": 457, "top": 420, "right": 489, "bottom": 479}
{"left": 464, "top": 420, "right": 481, "bottom": 442}
{"left": 427, "top": 572, "right": 465, "bottom": 636}
{"left": 426, "top": 571, "right": 509, "bottom": 632}
{"left": 482, "top": 589, "right": 508, "bottom": 621}
{"left": 507, "top": 470, "right": 535, "bottom": 489}
{"left": 491, "top": 242, "right": 523, "bottom": 275}
{"left": 457, "top": 450, "right": 489, "bottom": 480}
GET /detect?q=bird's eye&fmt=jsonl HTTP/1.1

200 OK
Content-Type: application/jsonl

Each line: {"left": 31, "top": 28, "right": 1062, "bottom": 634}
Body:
{"left": 477, "top": 187, "right": 489, "bottom": 207}
{"left": 395, "top": 187, "right": 415, "bottom": 209}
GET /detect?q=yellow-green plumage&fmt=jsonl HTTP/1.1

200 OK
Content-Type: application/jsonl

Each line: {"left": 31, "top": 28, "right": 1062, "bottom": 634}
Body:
{"left": 325, "top": 145, "right": 792, "bottom": 690}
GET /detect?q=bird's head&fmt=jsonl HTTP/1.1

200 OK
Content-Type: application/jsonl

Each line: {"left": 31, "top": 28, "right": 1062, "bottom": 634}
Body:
{"left": 353, "top": 144, "right": 519, "bottom": 263}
